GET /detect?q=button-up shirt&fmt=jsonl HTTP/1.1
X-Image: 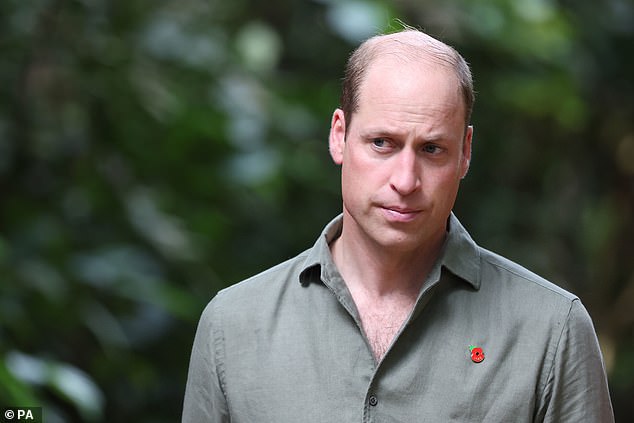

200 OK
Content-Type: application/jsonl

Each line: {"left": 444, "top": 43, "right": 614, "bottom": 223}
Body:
{"left": 183, "top": 214, "right": 614, "bottom": 422}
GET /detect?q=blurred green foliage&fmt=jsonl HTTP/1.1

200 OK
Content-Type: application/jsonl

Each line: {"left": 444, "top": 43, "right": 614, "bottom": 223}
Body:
{"left": 1, "top": 0, "right": 632, "bottom": 421}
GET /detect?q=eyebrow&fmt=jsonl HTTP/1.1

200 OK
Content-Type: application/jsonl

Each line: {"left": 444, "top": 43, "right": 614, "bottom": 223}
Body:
{"left": 360, "top": 126, "right": 406, "bottom": 138}
{"left": 360, "top": 127, "right": 448, "bottom": 143}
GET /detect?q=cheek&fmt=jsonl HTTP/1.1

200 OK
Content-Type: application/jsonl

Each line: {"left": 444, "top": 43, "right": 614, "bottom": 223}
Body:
{"left": 342, "top": 148, "right": 379, "bottom": 185}
{"left": 424, "top": 168, "right": 462, "bottom": 191}
{"left": 421, "top": 169, "right": 463, "bottom": 207}
{"left": 340, "top": 154, "right": 386, "bottom": 205}
{"left": 341, "top": 162, "right": 368, "bottom": 198}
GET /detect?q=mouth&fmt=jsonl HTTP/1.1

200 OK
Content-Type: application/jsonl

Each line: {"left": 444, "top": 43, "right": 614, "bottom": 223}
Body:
{"left": 381, "top": 206, "right": 422, "bottom": 223}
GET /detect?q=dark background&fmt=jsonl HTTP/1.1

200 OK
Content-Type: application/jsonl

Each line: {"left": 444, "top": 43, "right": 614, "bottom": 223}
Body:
{"left": 1, "top": 0, "right": 632, "bottom": 422}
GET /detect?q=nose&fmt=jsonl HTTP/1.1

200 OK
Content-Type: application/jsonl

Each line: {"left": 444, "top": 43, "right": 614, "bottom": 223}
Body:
{"left": 389, "top": 149, "right": 421, "bottom": 196}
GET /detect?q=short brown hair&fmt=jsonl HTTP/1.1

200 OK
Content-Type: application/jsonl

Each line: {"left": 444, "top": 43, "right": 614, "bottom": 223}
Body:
{"left": 340, "top": 28, "right": 475, "bottom": 134}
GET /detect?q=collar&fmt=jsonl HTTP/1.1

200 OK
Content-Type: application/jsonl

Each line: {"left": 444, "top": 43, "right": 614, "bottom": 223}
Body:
{"left": 442, "top": 213, "right": 481, "bottom": 289}
{"left": 298, "top": 215, "right": 343, "bottom": 288}
{"left": 299, "top": 213, "right": 481, "bottom": 290}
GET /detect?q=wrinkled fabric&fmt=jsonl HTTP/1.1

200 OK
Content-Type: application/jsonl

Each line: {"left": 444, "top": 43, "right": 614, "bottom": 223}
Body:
{"left": 183, "top": 214, "right": 613, "bottom": 423}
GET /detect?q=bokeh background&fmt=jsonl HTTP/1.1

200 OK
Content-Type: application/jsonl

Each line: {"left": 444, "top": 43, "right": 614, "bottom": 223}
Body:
{"left": 1, "top": 0, "right": 632, "bottom": 421}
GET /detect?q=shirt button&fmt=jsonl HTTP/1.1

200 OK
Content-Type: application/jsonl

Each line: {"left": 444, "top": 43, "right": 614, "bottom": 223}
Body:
{"left": 369, "top": 395, "right": 378, "bottom": 407}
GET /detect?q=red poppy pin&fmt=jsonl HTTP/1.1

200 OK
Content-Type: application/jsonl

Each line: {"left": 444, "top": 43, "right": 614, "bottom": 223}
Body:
{"left": 469, "top": 345, "right": 485, "bottom": 363}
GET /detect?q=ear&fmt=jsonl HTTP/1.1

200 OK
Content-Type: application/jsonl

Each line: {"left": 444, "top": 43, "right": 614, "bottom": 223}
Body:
{"left": 460, "top": 125, "right": 473, "bottom": 179}
{"left": 329, "top": 108, "right": 346, "bottom": 165}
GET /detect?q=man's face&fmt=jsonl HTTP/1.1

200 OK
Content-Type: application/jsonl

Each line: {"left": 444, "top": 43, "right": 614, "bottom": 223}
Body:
{"left": 329, "top": 58, "right": 472, "bottom": 254}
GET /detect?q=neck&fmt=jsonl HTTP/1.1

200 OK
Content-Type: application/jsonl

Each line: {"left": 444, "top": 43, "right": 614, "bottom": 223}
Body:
{"left": 330, "top": 219, "right": 446, "bottom": 299}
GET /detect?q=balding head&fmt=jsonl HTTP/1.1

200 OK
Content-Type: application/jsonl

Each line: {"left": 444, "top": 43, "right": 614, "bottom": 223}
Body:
{"left": 340, "top": 29, "right": 474, "bottom": 135}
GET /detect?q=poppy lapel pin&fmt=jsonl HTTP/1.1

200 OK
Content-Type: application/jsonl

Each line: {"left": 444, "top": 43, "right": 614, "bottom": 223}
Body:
{"left": 469, "top": 345, "right": 485, "bottom": 363}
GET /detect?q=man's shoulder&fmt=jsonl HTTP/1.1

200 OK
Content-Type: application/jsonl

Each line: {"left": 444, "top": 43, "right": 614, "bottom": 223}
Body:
{"left": 477, "top": 245, "right": 578, "bottom": 303}
{"left": 211, "top": 249, "right": 311, "bottom": 308}
{"left": 196, "top": 248, "right": 324, "bottom": 337}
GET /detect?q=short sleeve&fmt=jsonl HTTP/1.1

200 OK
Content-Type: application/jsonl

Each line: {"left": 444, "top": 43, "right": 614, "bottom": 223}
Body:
{"left": 540, "top": 299, "right": 614, "bottom": 422}
{"left": 182, "top": 298, "right": 230, "bottom": 423}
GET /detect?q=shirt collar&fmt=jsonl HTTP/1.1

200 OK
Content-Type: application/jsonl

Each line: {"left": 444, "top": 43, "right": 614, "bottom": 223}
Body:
{"left": 442, "top": 213, "right": 481, "bottom": 290}
{"left": 299, "top": 215, "right": 343, "bottom": 287}
{"left": 299, "top": 213, "right": 481, "bottom": 290}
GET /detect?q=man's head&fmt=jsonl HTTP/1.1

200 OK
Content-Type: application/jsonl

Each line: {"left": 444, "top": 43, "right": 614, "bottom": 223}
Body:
{"left": 340, "top": 29, "right": 474, "bottom": 136}
{"left": 328, "top": 28, "right": 474, "bottom": 255}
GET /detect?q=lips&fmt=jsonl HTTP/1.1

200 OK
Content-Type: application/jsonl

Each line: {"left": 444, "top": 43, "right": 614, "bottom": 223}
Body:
{"left": 381, "top": 206, "right": 422, "bottom": 222}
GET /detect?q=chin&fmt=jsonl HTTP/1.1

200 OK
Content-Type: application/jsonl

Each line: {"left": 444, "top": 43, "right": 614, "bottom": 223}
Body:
{"left": 371, "top": 229, "right": 426, "bottom": 251}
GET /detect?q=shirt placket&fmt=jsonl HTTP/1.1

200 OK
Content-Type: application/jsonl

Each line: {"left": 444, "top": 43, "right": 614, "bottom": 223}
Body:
{"left": 360, "top": 276, "right": 442, "bottom": 423}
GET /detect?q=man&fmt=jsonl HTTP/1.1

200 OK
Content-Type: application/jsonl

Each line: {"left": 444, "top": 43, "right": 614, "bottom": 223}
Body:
{"left": 183, "top": 28, "right": 614, "bottom": 422}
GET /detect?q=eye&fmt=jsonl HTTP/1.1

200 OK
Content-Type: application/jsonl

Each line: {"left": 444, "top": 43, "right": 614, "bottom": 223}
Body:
{"left": 422, "top": 144, "right": 442, "bottom": 155}
{"left": 372, "top": 138, "right": 388, "bottom": 148}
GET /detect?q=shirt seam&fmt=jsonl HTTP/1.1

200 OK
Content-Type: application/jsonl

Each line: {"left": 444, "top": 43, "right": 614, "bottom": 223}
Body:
{"left": 537, "top": 298, "right": 576, "bottom": 418}
{"left": 218, "top": 250, "right": 310, "bottom": 293}
{"left": 211, "top": 297, "right": 231, "bottom": 418}
{"left": 482, "top": 251, "right": 577, "bottom": 301}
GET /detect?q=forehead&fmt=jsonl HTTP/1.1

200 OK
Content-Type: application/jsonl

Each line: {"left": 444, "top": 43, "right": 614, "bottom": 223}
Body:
{"left": 357, "top": 56, "right": 463, "bottom": 119}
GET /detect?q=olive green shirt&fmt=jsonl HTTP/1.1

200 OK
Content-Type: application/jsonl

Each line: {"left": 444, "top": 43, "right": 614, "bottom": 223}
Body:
{"left": 183, "top": 214, "right": 613, "bottom": 422}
